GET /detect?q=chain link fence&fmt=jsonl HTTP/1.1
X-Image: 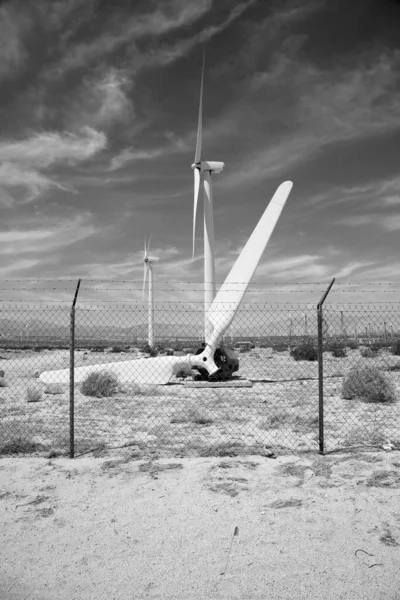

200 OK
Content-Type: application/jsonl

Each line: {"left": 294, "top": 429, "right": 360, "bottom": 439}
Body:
{"left": 321, "top": 304, "right": 400, "bottom": 453}
{"left": 1, "top": 293, "right": 399, "bottom": 458}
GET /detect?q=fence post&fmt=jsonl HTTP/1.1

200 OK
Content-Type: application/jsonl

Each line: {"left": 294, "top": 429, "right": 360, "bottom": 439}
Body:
{"left": 317, "top": 278, "right": 335, "bottom": 455}
{"left": 70, "top": 279, "right": 81, "bottom": 459}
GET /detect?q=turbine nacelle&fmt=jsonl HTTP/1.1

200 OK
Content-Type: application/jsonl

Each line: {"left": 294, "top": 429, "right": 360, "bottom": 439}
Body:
{"left": 191, "top": 161, "right": 225, "bottom": 174}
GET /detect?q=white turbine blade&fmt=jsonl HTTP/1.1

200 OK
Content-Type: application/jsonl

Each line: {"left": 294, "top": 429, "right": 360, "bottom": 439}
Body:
{"left": 39, "top": 356, "right": 192, "bottom": 386}
{"left": 142, "top": 264, "right": 148, "bottom": 302}
{"left": 206, "top": 181, "right": 293, "bottom": 345}
{"left": 146, "top": 234, "right": 152, "bottom": 256}
{"left": 194, "top": 50, "right": 204, "bottom": 164}
{"left": 192, "top": 167, "right": 201, "bottom": 259}
{"left": 144, "top": 237, "right": 147, "bottom": 258}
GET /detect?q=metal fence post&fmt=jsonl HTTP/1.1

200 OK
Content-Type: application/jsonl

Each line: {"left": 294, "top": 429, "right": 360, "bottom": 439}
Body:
{"left": 70, "top": 279, "right": 81, "bottom": 458}
{"left": 317, "top": 278, "right": 335, "bottom": 455}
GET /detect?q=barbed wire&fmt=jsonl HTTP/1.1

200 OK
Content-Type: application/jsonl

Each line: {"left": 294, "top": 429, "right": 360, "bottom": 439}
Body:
{"left": 0, "top": 286, "right": 399, "bottom": 293}
{"left": 1, "top": 279, "right": 400, "bottom": 285}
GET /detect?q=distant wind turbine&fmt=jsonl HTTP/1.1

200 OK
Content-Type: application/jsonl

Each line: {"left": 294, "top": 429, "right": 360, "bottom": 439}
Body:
{"left": 142, "top": 237, "right": 159, "bottom": 348}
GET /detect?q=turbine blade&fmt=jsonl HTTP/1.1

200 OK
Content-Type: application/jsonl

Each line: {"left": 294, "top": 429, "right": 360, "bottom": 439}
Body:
{"left": 40, "top": 356, "right": 192, "bottom": 385}
{"left": 144, "top": 237, "right": 147, "bottom": 259}
{"left": 147, "top": 233, "right": 152, "bottom": 255}
{"left": 194, "top": 50, "right": 205, "bottom": 164}
{"left": 142, "top": 264, "right": 148, "bottom": 302}
{"left": 192, "top": 168, "right": 201, "bottom": 259}
{"left": 206, "top": 181, "right": 293, "bottom": 345}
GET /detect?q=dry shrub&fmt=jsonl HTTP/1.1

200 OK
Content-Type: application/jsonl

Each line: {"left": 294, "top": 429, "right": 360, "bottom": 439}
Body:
{"left": 346, "top": 340, "right": 359, "bottom": 350}
{"left": 26, "top": 384, "right": 42, "bottom": 402}
{"left": 259, "top": 410, "right": 291, "bottom": 429}
{"left": 290, "top": 342, "right": 317, "bottom": 362}
{"left": 44, "top": 383, "right": 65, "bottom": 395}
{"left": 329, "top": 341, "right": 347, "bottom": 358}
{"left": 360, "top": 346, "right": 378, "bottom": 358}
{"left": 392, "top": 339, "right": 400, "bottom": 356}
{"left": 171, "top": 406, "right": 213, "bottom": 425}
{"left": 342, "top": 365, "right": 397, "bottom": 404}
{"left": 0, "top": 438, "right": 44, "bottom": 455}
{"left": 80, "top": 371, "right": 119, "bottom": 398}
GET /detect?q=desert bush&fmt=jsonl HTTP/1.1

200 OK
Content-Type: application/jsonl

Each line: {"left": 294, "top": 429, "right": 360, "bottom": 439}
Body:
{"left": 346, "top": 340, "right": 359, "bottom": 350}
{"left": 188, "top": 408, "right": 213, "bottom": 425}
{"left": 387, "top": 363, "right": 400, "bottom": 372}
{"left": 391, "top": 339, "right": 400, "bottom": 356}
{"left": 259, "top": 410, "right": 291, "bottom": 429}
{"left": 171, "top": 407, "right": 213, "bottom": 425}
{"left": 142, "top": 344, "right": 158, "bottom": 357}
{"left": 328, "top": 341, "right": 347, "bottom": 358}
{"left": 342, "top": 365, "right": 397, "bottom": 404}
{"left": 44, "top": 384, "right": 65, "bottom": 395}
{"left": 372, "top": 340, "right": 393, "bottom": 350}
{"left": 332, "top": 346, "right": 347, "bottom": 358}
{"left": 0, "top": 438, "right": 44, "bottom": 455}
{"left": 290, "top": 342, "right": 317, "bottom": 362}
{"left": 360, "top": 346, "right": 378, "bottom": 358}
{"left": 26, "top": 385, "right": 42, "bottom": 402}
{"left": 80, "top": 371, "right": 119, "bottom": 398}
{"left": 272, "top": 343, "right": 289, "bottom": 352}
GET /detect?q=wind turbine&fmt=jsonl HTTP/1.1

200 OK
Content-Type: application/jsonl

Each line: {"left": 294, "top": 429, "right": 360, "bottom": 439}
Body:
{"left": 40, "top": 181, "right": 293, "bottom": 386}
{"left": 142, "top": 237, "right": 159, "bottom": 349}
{"left": 191, "top": 51, "right": 225, "bottom": 340}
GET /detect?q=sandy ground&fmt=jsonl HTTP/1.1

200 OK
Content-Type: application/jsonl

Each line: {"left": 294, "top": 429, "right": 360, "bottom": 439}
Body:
{"left": 1, "top": 450, "right": 400, "bottom": 600}
{"left": 1, "top": 347, "right": 400, "bottom": 456}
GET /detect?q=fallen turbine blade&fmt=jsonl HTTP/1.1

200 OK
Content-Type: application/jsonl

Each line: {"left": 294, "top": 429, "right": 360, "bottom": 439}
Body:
{"left": 39, "top": 356, "right": 192, "bottom": 386}
{"left": 206, "top": 181, "right": 293, "bottom": 345}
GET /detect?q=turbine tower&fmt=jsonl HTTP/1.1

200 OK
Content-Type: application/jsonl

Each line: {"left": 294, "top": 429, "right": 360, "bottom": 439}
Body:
{"left": 191, "top": 51, "right": 225, "bottom": 339}
{"left": 143, "top": 237, "right": 159, "bottom": 348}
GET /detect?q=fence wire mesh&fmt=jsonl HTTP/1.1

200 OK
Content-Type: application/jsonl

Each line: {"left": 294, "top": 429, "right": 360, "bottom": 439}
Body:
{"left": 1, "top": 295, "right": 399, "bottom": 458}
{"left": 321, "top": 305, "right": 400, "bottom": 453}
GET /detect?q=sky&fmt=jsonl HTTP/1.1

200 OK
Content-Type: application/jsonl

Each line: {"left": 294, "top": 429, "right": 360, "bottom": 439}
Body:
{"left": 1, "top": 0, "right": 400, "bottom": 308}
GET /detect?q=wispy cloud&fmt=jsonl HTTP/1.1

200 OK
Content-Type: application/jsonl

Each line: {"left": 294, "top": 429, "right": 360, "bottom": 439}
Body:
{"left": 109, "top": 147, "right": 164, "bottom": 172}
{"left": 219, "top": 48, "right": 400, "bottom": 188}
{"left": 337, "top": 213, "right": 400, "bottom": 231}
{"left": 0, "top": 214, "right": 100, "bottom": 280}
{"left": 0, "top": 162, "right": 67, "bottom": 205}
{"left": 0, "top": 3, "right": 29, "bottom": 80}
{"left": 0, "top": 127, "right": 107, "bottom": 205}
{"left": 0, "top": 127, "right": 106, "bottom": 167}
{"left": 304, "top": 176, "right": 400, "bottom": 213}
{"left": 145, "top": 0, "right": 259, "bottom": 67}
{"left": 108, "top": 133, "right": 188, "bottom": 171}
{"left": 47, "top": 0, "right": 213, "bottom": 78}
{"left": 0, "top": 214, "right": 97, "bottom": 257}
{"left": 68, "top": 68, "right": 134, "bottom": 130}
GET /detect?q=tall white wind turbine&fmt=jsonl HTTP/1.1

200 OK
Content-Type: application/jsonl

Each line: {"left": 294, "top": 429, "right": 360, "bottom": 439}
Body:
{"left": 40, "top": 181, "right": 293, "bottom": 386}
{"left": 191, "top": 51, "right": 225, "bottom": 340}
{"left": 142, "top": 237, "right": 159, "bottom": 348}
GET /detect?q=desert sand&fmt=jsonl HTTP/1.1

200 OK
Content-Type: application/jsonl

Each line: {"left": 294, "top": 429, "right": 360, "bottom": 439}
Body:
{"left": 1, "top": 449, "right": 400, "bottom": 600}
